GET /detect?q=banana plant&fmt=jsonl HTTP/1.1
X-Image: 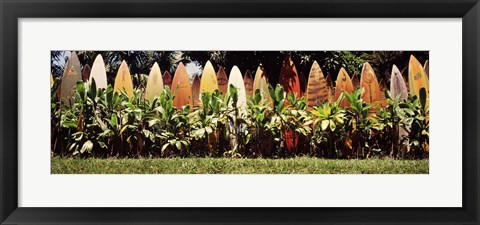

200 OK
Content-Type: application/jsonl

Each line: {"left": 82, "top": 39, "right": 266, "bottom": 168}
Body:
{"left": 310, "top": 95, "right": 346, "bottom": 158}
{"left": 343, "top": 88, "right": 374, "bottom": 158}
{"left": 372, "top": 90, "right": 403, "bottom": 158}
{"left": 397, "top": 88, "right": 429, "bottom": 159}
{"left": 246, "top": 89, "right": 275, "bottom": 157}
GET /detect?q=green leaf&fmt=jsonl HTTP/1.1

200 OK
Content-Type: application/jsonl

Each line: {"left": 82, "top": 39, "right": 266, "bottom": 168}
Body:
{"left": 80, "top": 140, "right": 93, "bottom": 154}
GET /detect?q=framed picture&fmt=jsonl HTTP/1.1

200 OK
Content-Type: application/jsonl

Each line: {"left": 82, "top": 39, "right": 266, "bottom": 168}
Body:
{"left": 1, "top": 0, "right": 478, "bottom": 224}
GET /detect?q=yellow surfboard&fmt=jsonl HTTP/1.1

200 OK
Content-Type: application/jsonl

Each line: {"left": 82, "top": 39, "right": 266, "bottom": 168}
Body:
{"left": 89, "top": 54, "right": 108, "bottom": 89}
{"left": 144, "top": 62, "right": 164, "bottom": 102}
{"left": 200, "top": 60, "right": 219, "bottom": 94}
{"left": 253, "top": 65, "right": 273, "bottom": 107}
{"left": 360, "top": 62, "right": 382, "bottom": 115}
{"left": 408, "top": 55, "right": 429, "bottom": 106}
{"left": 216, "top": 66, "right": 228, "bottom": 95}
{"left": 334, "top": 67, "right": 354, "bottom": 108}
{"left": 172, "top": 62, "right": 193, "bottom": 109}
{"left": 113, "top": 60, "right": 134, "bottom": 98}
{"left": 424, "top": 60, "right": 429, "bottom": 78}
{"left": 50, "top": 74, "right": 54, "bottom": 88}
{"left": 59, "top": 51, "right": 82, "bottom": 105}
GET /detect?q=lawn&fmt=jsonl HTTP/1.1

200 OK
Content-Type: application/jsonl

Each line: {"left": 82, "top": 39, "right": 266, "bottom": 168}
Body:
{"left": 51, "top": 157, "right": 429, "bottom": 174}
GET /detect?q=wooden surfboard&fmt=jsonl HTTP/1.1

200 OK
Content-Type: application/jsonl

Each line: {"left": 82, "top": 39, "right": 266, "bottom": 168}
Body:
{"left": 89, "top": 54, "right": 108, "bottom": 89}
{"left": 50, "top": 74, "right": 54, "bottom": 88}
{"left": 144, "top": 62, "right": 164, "bottom": 102}
{"left": 244, "top": 70, "right": 254, "bottom": 97}
{"left": 408, "top": 55, "right": 429, "bottom": 106}
{"left": 59, "top": 51, "right": 82, "bottom": 105}
{"left": 306, "top": 60, "right": 329, "bottom": 107}
{"left": 424, "top": 60, "right": 429, "bottom": 78}
{"left": 325, "top": 74, "right": 335, "bottom": 103}
{"left": 279, "top": 56, "right": 301, "bottom": 99}
{"left": 216, "top": 66, "right": 228, "bottom": 95}
{"left": 113, "top": 60, "right": 134, "bottom": 98}
{"left": 360, "top": 62, "right": 382, "bottom": 115}
{"left": 192, "top": 75, "right": 201, "bottom": 108}
{"left": 351, "top": 74, "right": 360, "bottom": 89}
{"left": 172, "top": 62, "right": 193, "bottom": 109}
{"left": 228, "top": 66, "right": 247, "bottom": 107}
{"left": 279, "top": 56, "right": 301, "bottom": 152}
{"left": 334, "top": 67, "right": 355, "bottom": 108}
{"left": 200, "top": 60, "right": 219, "bottom": 95}
{"left": 390, "top": 65, "right": 408, "bottom": 101}
{"left": 379, "top": 79, "right": 388, "bottom": 107}
{"left": 82, "top": 64, "right": 91, "bottom": 82}
{"left": 162, "top": 70, "right": 172, "bottom": 90}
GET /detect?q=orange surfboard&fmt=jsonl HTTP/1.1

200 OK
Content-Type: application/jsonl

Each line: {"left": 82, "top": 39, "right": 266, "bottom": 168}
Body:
{"left": 200, "top": 60, "right": 218, "bottom": 95}
{"left": 360, "top": 62, "right": 382, "bottom": 115}
{"left": 113, "top": 60, "right": 134, "bottom": 98}
{"left": 191, "top": 75, "right": 201, "bottom": 108}
{"left": 306, "top": 61, "right": 329, "bottom": 107}
{"left": 334, "top": 67, "right": 355, "bottom": 108}
{"left": 144, "top": 62, "right": 164, "bottom": 102}
{"left": 216, "top": 66, "right": 228, "bottom": 95}
{"left": 244, "top": 70, "right": 254, "bottom": 97}
{"left": 163, "top": 70, "right": 172, "bottom": 90}
{"left": 59, "top": 51, "right": 82, "bottom": 105}
{"left": 82, "top": 64, "right": 91, "bottom": 82}
{"left": 279, "top": 56, "right": 301, "bottom": 152}
{"left": 172, "top": 62, "right": 193, "bottom": 109}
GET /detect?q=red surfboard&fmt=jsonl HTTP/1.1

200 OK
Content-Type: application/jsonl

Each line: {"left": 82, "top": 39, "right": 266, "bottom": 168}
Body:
{"left": 279, "top": 56, "right": 301, "bottom": 152}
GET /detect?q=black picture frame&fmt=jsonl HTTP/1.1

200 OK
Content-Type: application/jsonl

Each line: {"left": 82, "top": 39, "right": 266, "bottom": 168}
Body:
{"left": 1, "top": 0, "right": 478, "bottom": 224}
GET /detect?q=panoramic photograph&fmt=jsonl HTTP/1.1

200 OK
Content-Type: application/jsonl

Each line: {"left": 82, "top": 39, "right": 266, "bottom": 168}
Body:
{"left": 51, "top": 51, "right": 429, "bottom": 174}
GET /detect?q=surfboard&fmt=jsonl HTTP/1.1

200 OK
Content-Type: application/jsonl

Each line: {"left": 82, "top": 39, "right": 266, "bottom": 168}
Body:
{"left": 351, "top": 74, "right": 360, "bottom": 89}
{"left": 82, "top": 64, "right": 91, "bottom": 82}
{"left": 408, "top": 55, "right": 429, "bottom": 106}
{"left": 360, "top": 62, "right": 382, "bottom": 115}
{"left": 424, "top": 60, "right": 429, "bottom": 78}
{"left": 306, "top": 60, "right": 329, "bottom": 107}
{"left": 89, "top": 54, "right": 108, "bottom": 89}
{"left": 113, "top": 60, "right": 134, "bottom": 98}
{"left": 279, "top": 56, "right": 301, "bottom": 152}
{"left": 390, "top": 65, "right": 408, "bottom": 101}
{"left": 144, "top": 62, "right": 164, "bottom": 102}
{"left": 279, "top": 56, "right": 301, "bottom": 99}
{"left": 253, "top": 65, "right": 273, "bottom": 107}
{"left": 227, "top": 66, "right": 247, "bottom": 107}
{"left": 192, "top": 75, "right": 201, "bottom": 108}
{"left": 244, "top": 70, "right": 254, "bottom": 97}
{"left": 172, "top": 62, "right": 193, "bottom": 109}
{"left": 253, "top": 64, "right": 265, "bottom": 91}
{"left": 59, "top": 51, "right": 82, "bottom": 105}
{"left": 199, "top": 60, "right": 219, "bottom": 96}
{"left": 162, "top": 70, "right": 172, "bottom": 90}
{"left": 334, "top": 67, "right": 355, "bottom": 108}
{"left": 216, "top": 66, "right": 228, "bottom": 95}
{"left": 50, "top": 74, "right": 54, "bottom": 88}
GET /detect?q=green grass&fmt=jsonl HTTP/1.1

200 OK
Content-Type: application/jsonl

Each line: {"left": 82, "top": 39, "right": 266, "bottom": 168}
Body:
{"left": 51, "top": 157, "right": 429, "bottom": 174}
